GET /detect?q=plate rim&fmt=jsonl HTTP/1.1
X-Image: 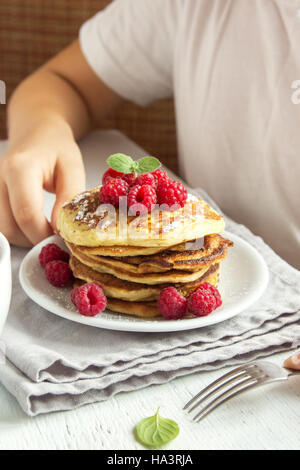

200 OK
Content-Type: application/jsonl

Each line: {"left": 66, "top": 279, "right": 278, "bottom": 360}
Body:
{"left": 19, "top": 231, "right": 269, "bottom": 333}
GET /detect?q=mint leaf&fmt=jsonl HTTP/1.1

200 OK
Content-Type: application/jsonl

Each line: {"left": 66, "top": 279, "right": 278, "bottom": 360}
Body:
{"left": 137, "top": 156, "right": 161, "bottom": 174}
{"left": 107, "top": 153, "right": 134, "bottom": 174}
{"left": 106, "top": 153, "right": 162, "bottom": 177}
{"left": 135, "top": 408, "right": 179, "bottom": 448}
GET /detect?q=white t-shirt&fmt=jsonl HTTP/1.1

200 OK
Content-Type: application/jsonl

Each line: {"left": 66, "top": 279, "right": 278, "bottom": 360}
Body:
{"left": 80, "top": 0, "right": 300, "bottom": 269}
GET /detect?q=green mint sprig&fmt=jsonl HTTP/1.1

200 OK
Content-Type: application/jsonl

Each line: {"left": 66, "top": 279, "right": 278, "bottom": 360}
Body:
{"left": 135, "top": 408, "right": 179, "bottom": 448}
{"left": 107, "top": 153, "right": 161, "bottom": 177}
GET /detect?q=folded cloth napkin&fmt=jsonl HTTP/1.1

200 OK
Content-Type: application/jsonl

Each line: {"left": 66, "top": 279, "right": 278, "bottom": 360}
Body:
{"left": 0, "top": 187, "right": 299, "bottom": 416}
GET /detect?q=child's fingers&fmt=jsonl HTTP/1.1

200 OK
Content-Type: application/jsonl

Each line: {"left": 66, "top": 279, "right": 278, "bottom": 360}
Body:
{"left": 0, "top": 178, "right": 32, "bottom": 247}
{"left": 6, "top": 167, "right": 53, "bottom": 245}
{"left": 51, "top": 155, "right": 86, "bottom": 230}
{"left": 284, "top": 352, "right": 300, "bottom": 370}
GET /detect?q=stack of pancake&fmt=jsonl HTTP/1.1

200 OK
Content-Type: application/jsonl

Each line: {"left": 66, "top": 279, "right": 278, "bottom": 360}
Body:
{"left": 57, "top": 188, "right": 232, "bottom": 318}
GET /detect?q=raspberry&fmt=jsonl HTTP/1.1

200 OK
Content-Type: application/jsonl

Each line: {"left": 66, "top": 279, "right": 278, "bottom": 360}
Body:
{"left": 99, "top": 178, "right": 129, "bottom": 208}
{"left": 102, "top": 169, "right": 135, "bottom": 187}
{"left": 45, "top": 260, "right": 73, "bottom": 287}
{"left": 102, "top": 168, "right": 124, "bottom": 185}
{"left": 127, "top": 184, "right": 157, "bottom": 215}
{"left": 187, "top": 287, "right": 217, "bottom": 317}
{"left": 122, "top": 173, "right": 135, "bottom": 186}
{"left": 152, "top": 169, "right": 170, "bottom": 186}
{"left": 158, "top": 286, "right": 187, "bottom": 320}
{"left": 200, "top": 282, "right": 222, "bottom": 308}
{"left": 39, "top": 243, "right": 69, "bottom": 268}
{"left": 157, "top": 179, "right": 187, "bottom": 209}
{"left": 135, "top": 173, "right": 157, "bottom": 188}
{"left": 71, "top": 282, "right": 107, "bottom": 316}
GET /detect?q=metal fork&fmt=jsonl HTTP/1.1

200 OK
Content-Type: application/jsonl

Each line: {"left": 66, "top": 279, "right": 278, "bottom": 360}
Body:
{"left": 183, "top": 360, "right": 300, "bottom": 422}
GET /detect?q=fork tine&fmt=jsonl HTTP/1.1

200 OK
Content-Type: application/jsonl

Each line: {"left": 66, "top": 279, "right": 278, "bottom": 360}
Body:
{"left": 187, "top": 371, "right": 252, "bottom": 414}
{"left": 183, "top": 363, "right": 257, "bottom": 410}
{"left": 193, "top": 377, "right": 261, "bottom": 422}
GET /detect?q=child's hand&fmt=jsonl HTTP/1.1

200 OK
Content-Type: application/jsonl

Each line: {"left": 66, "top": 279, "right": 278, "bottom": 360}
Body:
{"left": 284, "top": 352, "right": 300, "bottom": 370}
{"left": 1, "top": 39, "right": 123, "bottom": 248}
{"left": 0, "top": 121, "right": 85, "bottom": 247}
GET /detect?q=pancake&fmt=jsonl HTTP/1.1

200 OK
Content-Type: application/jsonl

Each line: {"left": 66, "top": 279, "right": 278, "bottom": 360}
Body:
{"left": 138, "top": 235, "right": 232, "bottom": 272}
{"left": 69, "top": 248, "right": 215, "bottom": 284}
{"left": 107, "top": 299, "right": 160, "bottom": 318}
{"left": 117, "top": 236, "right": 219, "bottom": 263}
{"left": 73, "top": 237, "right": 209, "bottom": 257}
{"left": 70, "top": 255, "right": 220, "bottom": 302}
{"left": 76, "top": 243, "right": 168, "bottom": 257}
{"left": 73, "top": 268, "right": 220, "bottom": 319}
{"left": 57, "top": 188, "right": 225, "bottom": 247}
{"left": 66, "top": 234, "right": 232, "bottom": 273}
{"left": 75, "top": 237, "right": 210, "bottom": 257}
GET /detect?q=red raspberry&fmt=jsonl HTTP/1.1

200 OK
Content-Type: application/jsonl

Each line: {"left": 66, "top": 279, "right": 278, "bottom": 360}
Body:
{"left": 122, "top": 173, "right": 135, "bottom": 186}
{"left": 45, "top": 260, "right": 73, "bottom": 287}
{"left": 39, "top": 243, "right": 69, "bottom": 268}
{"left": 152, "top": 169, "right": 170, "bottom": 186}
{"left": 157, "top": 180, "right": 187, "bottom": 209}
{"left": 99, "top": 178, "right": 129, "bottom": 208}
{"left": 187, "top": 287, "right": 217, "bottom": 317}
{"left": 200, "top": 282, "right": 222, "bottom": 308}
{"left": 158, "top": 286, "right": 187, "bottom": 320}
{"left": 102, "top": 168, "right": 124, "bottom": 185}
{"left": 71, "top": 282, "right": 107, "bottom": 316}
{"left": 135, "top": 173, "right": 157, "bottom": 188}
{"left": 127, "top": 184, "right": 157, "bottom": 215}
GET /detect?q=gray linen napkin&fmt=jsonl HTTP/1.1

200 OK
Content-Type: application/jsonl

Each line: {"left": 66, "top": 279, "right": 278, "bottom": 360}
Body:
{"left": 0, "top": 188, "right": 299, "bottom": 416}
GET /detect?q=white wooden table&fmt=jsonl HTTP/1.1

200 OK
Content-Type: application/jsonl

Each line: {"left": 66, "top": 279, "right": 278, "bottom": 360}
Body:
{"left": 0, "top": 131, "right": 299, "bottom": 450}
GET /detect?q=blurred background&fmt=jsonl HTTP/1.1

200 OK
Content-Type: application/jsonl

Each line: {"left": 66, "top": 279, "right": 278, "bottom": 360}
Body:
{"left": 0, "top": 0, "right": 178, "bottom": 173}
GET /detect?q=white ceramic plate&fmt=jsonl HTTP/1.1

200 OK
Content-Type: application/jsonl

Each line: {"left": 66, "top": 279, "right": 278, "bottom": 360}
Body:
{"left": 19, "top": 232, "right": 268, "bottom": 333}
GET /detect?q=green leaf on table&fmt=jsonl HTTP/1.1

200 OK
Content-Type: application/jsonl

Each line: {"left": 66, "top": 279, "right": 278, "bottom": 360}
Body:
{"left": 136, "top": 156, "right": 161, "bottom": 174}
{"left": 135, "top": 408, "right": 179, "bottom": 448}
{"left": 107, "top": 153, "right": 134, "bottom": 174}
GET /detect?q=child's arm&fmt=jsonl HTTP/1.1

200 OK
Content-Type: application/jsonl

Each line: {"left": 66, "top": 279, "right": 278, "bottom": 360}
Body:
{"left": 1, "top": 40, "right": 124, "bottom": 246}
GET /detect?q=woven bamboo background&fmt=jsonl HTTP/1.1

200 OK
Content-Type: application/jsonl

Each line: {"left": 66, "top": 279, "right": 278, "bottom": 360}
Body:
{"left": 0, "top": 0, "right": 178, "bottom": 173}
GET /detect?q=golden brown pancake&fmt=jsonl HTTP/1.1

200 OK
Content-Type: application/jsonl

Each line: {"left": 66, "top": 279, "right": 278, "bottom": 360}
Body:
{"left": 107, "top": 299, "right": 160, "bottom": 318}
{"left": 69, "top": 248, "right": 215, "bottom": 284}
{"left": 70, "top": 255, "right": 220, "bottom": 302}
{"left": 57, "top": 188, "right": 225, "bottom": 247}
{"left": 72, "top": 237, "right": 211, "bottom": 257}
{"left": 66, "top": 234, "right": 232, "bottom": 274}
{"left": 72, "top": 268, "right": 220, "bottom": 319}
{"left": 75, "top": 243, "right": 168, "bottom": 257}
